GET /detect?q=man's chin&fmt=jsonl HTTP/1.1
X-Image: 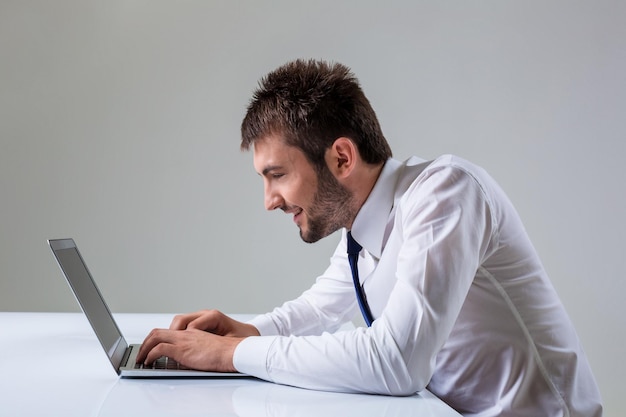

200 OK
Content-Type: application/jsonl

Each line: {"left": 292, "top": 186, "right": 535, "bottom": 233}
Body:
{"left": 299, "top": 224, "right": 335, "bottom": 244}
{"left": 297, "top": 226, "right": 320, "bottom": 244}
{"left": 299, "top": 230, "right": 319, "bottom": 244}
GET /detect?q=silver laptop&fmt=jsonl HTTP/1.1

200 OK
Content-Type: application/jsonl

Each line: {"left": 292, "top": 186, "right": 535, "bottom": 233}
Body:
{"left": 48, "top": 238, "right": 246, "bottom": 378}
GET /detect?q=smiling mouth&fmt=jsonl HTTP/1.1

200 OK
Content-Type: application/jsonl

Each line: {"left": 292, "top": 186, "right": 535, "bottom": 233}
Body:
{"left": 292, "top": 208, "right": 303, "bottom": 224}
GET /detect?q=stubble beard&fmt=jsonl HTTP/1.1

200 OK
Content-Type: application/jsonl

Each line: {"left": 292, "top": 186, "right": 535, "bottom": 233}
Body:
{"left": 300, "top": 167, "right": 356, "bottom": 244}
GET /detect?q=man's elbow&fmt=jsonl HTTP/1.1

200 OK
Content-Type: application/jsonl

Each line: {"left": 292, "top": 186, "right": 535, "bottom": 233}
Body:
{"left": 376, "top": 370, "right": 430, "bottom": 396}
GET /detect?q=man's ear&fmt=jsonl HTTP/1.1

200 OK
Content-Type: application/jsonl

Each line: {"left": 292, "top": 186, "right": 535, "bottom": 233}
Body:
{"left": 326, "top": 137, "right": 358, "bottom": 179}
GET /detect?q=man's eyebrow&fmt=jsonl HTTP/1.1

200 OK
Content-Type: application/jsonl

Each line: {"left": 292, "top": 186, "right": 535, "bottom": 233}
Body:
{"left": 261, "top": 165, "right": 283, "bottom": 176}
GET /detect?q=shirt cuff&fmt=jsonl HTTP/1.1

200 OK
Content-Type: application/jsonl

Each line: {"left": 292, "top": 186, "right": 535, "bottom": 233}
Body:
{"left": 247, "top": 313, "right": 280, "bottom": 336}
{"left": 233, "top": 335, "right": 278, "bottom": 382}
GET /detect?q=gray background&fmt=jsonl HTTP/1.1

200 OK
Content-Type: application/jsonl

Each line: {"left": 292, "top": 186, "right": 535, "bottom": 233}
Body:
{"left": 1, "top": 1, "right": 623, "bottom": 414}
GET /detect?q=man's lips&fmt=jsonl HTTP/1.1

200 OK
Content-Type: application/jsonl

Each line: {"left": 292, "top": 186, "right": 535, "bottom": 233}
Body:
{"left": 292, "top": 208, "right": 303, "bottom": 224}
{"left": 282, "top": 206, "right": 304, "bottom": 224}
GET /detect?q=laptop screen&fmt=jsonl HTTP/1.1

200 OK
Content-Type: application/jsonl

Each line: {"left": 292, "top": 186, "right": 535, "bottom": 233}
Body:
{"left": 49, "top": 239, "right": 126, "bottom": 363}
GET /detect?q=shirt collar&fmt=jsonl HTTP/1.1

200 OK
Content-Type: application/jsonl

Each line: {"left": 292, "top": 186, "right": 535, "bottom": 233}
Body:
{"left": 350, "top": 158, "right": 403, "bottom": 259}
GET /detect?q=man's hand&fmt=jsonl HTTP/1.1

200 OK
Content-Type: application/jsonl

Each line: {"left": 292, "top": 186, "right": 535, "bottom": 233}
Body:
{"left": 135, "top": 309, "right": 260, "bottom": 372}
{"left": 169, "top": 309, "right": 261, "bottom": 337}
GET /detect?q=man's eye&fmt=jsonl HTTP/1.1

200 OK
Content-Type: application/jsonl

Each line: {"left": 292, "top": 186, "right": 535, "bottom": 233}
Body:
{"left": 272, "top": 173, "right": 285, "bottom": 179}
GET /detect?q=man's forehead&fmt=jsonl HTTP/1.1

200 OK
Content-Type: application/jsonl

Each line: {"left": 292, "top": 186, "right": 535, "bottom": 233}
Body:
{"left": 253, "top": 135, "right": 302, "bottom": 172}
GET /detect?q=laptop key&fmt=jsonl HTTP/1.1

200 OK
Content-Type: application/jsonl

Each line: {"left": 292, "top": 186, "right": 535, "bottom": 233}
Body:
{"left": 134, "top": 356, "right": 186, "bottom": 370}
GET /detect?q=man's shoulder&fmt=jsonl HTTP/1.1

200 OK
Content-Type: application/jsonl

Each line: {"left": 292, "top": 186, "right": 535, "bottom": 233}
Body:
{"left": 396, "top": 154, "right": 496, "bottom": 202}
{"left": 411, "top": 154, "right": 492, "bottom": 184}
{"left": 422, "top": 154, "right": 480, "bottom": 171}
{"left": 395, "top": 154, "right": 480, "bottom": 184}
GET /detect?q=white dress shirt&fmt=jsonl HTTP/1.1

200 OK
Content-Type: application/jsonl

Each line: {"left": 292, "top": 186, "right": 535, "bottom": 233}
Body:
{"left": 234, "top": 155, "right": 603, "bottom": 417}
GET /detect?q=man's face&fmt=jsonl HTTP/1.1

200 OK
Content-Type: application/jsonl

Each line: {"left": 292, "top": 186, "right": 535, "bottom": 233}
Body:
{"left": 253, "top": 135, "right": 355, "bottom": 243}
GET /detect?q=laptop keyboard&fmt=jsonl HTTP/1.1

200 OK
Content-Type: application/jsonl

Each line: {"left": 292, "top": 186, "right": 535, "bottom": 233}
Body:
{"left": 134, "top": 356, "right": 190, "bottom": 370}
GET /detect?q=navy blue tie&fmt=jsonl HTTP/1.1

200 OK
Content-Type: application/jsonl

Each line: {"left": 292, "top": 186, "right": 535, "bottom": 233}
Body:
{"left": 347, "top": 231, "right": 374, "bottom": 326}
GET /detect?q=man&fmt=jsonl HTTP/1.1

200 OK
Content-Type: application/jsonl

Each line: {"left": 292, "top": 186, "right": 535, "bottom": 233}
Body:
{"left": 138, "top": 59, "right": 603, "bottom": 416}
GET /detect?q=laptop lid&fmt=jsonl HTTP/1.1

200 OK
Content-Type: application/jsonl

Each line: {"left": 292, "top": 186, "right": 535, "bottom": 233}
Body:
{"left": 48, "top": 238, "right": 128, "bottom": 374}
{"left": 48, "top": 238, "right": 246, "bottom": 378}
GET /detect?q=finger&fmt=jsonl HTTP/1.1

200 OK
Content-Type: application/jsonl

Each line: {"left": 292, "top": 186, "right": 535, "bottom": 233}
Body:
{"left": 143, "top": 342, "right": 176, "bottom": 365}
{"left": 188, "top": 311, "right": 259, "bottom": 337}
{"left": 186, "top": 309, "right": 223, "bottom": 331}
{"left": 169, "top": 312, "right": 202, "bottom": 330}
{"left": 136, "top": 328, "right": 173, "bottom": 363}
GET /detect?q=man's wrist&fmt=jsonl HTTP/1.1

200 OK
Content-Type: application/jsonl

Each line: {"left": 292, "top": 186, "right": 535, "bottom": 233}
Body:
{"left": 232, "top": 335, "right": 277, "bottom": 380}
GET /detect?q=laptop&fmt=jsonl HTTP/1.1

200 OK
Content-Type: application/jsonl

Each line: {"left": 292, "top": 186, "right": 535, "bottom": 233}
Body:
{"left": 48, "top": 238, "right": 246, "bottom": 378}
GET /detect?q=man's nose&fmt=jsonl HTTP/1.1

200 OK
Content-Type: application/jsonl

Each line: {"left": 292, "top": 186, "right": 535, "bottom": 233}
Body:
{"left": 264, "top": 186, "right": 283, "bottom": 211}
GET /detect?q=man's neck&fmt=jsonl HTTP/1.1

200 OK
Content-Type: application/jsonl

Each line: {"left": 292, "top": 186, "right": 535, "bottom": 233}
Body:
{"left": 346, "top": 161, "right": 386, "bottom": 230}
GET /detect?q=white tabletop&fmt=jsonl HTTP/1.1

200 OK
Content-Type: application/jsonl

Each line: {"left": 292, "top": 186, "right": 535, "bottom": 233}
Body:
{"left": 0, "top": 312, "right": 461, "bottom": 416}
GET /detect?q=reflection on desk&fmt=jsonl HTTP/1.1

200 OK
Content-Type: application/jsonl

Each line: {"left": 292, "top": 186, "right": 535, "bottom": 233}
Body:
{"left": 100, "top": 378, "right": 456, "bottom": 417}
{"left": 0, "top": 312, "right": 461, "bottom": 417}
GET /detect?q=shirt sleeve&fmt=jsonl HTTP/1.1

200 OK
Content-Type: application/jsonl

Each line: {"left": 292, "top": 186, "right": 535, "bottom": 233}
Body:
{"left": 243, "top": 237, "right": 361, "bottom": 337}
{"left": 235, "top": 165, "right": 496, "bottom": 395}
{"left": 233, "top": 237, "right": 360, "bottom": 380}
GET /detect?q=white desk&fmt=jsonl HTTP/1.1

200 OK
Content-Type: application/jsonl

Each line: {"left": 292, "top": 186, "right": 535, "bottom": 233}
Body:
{"left": 0, "top": 312, "right": 461, "bottom": 416}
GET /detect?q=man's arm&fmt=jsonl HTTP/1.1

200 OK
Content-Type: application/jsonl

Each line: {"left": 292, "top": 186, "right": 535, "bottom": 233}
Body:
{"left": 135, "top": 309, "right": 260, "bottom": 372}
{"left": 136, "top": 241, "right": 359, "bottom": 372}
{"left": 247, "top": 239, "right": 360, "bottom": 338}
